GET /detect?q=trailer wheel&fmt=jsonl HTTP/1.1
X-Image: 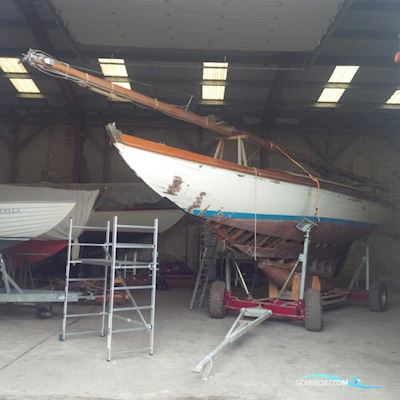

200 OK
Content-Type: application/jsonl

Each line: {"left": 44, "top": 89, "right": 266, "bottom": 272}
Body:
{"left": 36, "top": 306, "right": 53, "bottom": 319}
{"left": 369, "top": 281, "right": 388, "bottom": 312}
{"left": 304, "top": 288, "right": 323, "bottom": 332}
{"left": 209, "top": 280, "right": 226, "bottom": 319}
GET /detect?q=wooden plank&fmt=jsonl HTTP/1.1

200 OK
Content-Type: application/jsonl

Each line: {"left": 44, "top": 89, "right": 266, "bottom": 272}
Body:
{"left": 311, "top": 275, "right": 321, "bottom": 290}
{"left": 269, "top": 281, "right": 278, "bottom": 299}
{"left": 290, "top": 273, "right": 300, "bottom": 300}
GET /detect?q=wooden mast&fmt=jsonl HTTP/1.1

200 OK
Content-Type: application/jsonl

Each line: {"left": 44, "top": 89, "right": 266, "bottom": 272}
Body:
{"left": 23, "top": 49, "right": 384, "bottom": 188}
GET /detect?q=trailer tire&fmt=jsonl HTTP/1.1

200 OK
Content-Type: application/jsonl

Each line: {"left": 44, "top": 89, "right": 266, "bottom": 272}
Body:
{"left": 36, "top": 306, "right": 53, "bottom": 319}
{"left": 369, "top": 281, "right": 388, "bottom": 312}
{"left": 304, "top": 288, "right": 323, "bottom": 332}
{"left": 209, "top": 280, "right": 226, "bottom": 319}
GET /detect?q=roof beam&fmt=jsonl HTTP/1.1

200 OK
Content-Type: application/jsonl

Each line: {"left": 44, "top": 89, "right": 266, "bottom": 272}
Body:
{"left": 333, "top": 29, "right": 396, "bottom": 40}
{"left": 352, "top": 0, "right": 400, "bottom": 12}
{"left": 0, "top": 44, "right": 398, "bottom": 68}
{"left": 0, "top": 18, "right": 57, "bottom": 29}
{"left": 306, "top": 0, "right": 354, "bottom": 66}
{"left": 4, "top": 73, "right": 400, "bottom": 92}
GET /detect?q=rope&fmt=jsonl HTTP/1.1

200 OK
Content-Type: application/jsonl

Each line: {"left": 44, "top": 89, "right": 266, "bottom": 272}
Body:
{"left": 185, "top": 94, "right": 193, "bottom": 110}
{"left": 154, "top": 98, "right": 159, "bottom": 109}
{"left": 272, "top": 143, "right": 321, "bottom": 221}
{"left": 253, "top": 167, "right": 258, "bottom": 260}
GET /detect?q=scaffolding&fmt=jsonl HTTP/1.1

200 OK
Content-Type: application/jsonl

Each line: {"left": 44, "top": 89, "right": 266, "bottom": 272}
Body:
{"left": 61, "top": 216, "right": 158, "bottom": 361}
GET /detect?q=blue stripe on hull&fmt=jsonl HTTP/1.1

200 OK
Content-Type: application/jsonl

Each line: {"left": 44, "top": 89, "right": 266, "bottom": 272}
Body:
{"left": 189, "top": 209, "right": 376, "bottom": 227}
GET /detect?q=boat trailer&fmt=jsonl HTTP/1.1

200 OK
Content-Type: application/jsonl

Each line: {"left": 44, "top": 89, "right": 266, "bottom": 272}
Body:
{"left": 209, "top": 219, "right": 388, "bottom": 331}
{"left": 193, "top": 307, "right": 272, "bottom": 379}
{"left": 193, "top": 219, "right": 388, "bottom": 379}
{"left": 0, "top": 254, "right": 93, "bottom": 318}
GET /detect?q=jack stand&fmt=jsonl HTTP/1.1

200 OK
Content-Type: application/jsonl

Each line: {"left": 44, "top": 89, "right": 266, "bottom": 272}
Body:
{"left": 193, "top": 308, "right": 272, "bottom": 379}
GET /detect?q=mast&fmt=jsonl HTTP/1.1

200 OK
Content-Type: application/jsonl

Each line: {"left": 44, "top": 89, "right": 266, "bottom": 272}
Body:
{"left": 22, "top": 49, "right": 384, "bottom": 189}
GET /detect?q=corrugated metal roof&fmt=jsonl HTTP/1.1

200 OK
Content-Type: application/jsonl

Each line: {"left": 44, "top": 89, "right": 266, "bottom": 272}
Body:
{"left": 51, "top": 0, "right": 345, "bottom": 52}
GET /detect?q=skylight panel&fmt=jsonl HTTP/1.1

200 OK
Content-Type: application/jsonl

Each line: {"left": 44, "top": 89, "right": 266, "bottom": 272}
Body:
{"left": 0, "top": 57, "right": 27, "bottom": 73}
{"left": 111, "top": 81, "right": 131, "bottom": 90}
{"left": 317, "top": 88, "right": 345, "bottom": 103}
{"left": 386, "top": 90, "right": 400, "bottom": 104}
{"left": 9, "top": 78, "right": 40, "bottom": 93}
{"left": 202, "top": 85, "right": 226, "bottom": 101}
{"left": 328, "top": 65, "right": 359, "bottom": 83}
{"left": 98, "top": 58, "right": 128, "bottom": 77}
{"left": 202, "top": 62, "right": 228, "bottom": 80}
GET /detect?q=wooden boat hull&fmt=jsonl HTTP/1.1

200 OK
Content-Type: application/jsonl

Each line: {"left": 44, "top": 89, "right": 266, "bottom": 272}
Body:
{"left": 108, "top": 128, "right": 391, "bottom": 286}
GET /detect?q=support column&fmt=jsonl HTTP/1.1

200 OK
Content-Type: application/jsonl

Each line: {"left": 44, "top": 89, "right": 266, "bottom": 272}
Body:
{"left": 9, "top": 119, "right": 20, "bottom": 183}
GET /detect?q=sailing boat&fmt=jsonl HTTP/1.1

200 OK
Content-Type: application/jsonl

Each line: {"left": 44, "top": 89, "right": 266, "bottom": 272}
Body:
{"left": 23, "top": 50, "right": 392, "bottom": 289}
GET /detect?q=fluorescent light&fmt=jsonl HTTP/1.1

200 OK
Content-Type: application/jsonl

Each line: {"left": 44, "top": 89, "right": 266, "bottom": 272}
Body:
{"left": 0, "top": 57, "right": 27, "bottom": 73}
{"left": 203, "top": 62, "right": 228, "bottom": 80}
{"left": 111, "top": 81, "right": 131, "bottom": 90}
{"left": 328, "top": 65, "right": 359, "bottom": 83}
{"left": 202, "top": 85, "right": 225, "bottom": 100}
{"left": 9, "top": 78, "right": 40, "bottom": 93}
{"left": 386, "top": 90, "right": 400, "bottom": 104}
{"left": 317, "top": 88, "right": 345, "bottom": 103}
{"left": 98, "top": 58, "right": 128, "bottom": 77}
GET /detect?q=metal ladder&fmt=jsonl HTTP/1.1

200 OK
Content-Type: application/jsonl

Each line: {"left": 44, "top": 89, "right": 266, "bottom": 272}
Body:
{"left": 190, "top": 226, "right": 218, "bottom": 310}
{"left": 61, "top": 216, "right": 158, "bottom": 361}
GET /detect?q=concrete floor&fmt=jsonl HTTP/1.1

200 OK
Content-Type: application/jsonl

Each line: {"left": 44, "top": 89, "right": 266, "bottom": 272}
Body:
{"left": 0, "top": 288, "right": 398, "bottom": 400}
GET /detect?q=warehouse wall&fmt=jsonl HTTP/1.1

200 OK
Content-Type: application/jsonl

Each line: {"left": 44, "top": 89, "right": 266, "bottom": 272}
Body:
{"left": 1, "top": 120, "right": 399, "bottom": 284}
{"left": 270, "top": 130, "right": 400, "bottom": 288}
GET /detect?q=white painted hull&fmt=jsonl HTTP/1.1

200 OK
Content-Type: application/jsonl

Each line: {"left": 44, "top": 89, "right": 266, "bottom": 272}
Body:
{"left": 114, "top": 143, "right": 390, "bottom": 235}
{"left": 0, "top": 202, "right": 75, "bottom": 248}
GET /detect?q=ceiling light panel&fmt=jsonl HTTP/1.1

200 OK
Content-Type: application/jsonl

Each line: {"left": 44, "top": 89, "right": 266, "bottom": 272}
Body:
{"left": 317, "top": 88, "right": 345, "bottom": 103}
{"left": 0, "top": 57, "right": 27, "bottom": 73}
{"left": 386, "top": 90, "right": 400, "bottom": 104}
{"left": 203, "top": 62, "right": 228, "bottom": 80}
{"left": 9, "top": 78, "right": 40, "bottom": 93}
{"left": 328, "top": 65, "right": 359, "bottom": 83}
{"left": 111, "top": 81, "right": 131, "bottom": 90}
{"left": 98, "top": 58, "right": 128, "bottom": 77}
{"left": 202, "top": 85, "right": 225, "bottom": 100}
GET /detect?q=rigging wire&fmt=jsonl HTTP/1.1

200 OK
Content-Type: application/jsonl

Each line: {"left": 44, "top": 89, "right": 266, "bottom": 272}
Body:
{"left": 253, "top": 167, "right": 258, "bottom": 261}
{"left": 27, "top": 52, "right": 323, "bottom": 218}
{"left": 271, "top": 143, "right": 321, "bottom": 221}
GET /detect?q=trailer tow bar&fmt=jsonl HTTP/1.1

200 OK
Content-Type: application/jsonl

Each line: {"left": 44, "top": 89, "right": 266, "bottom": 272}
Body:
{"left": 192, "top": 308, "right": 272, "bottom": 379}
